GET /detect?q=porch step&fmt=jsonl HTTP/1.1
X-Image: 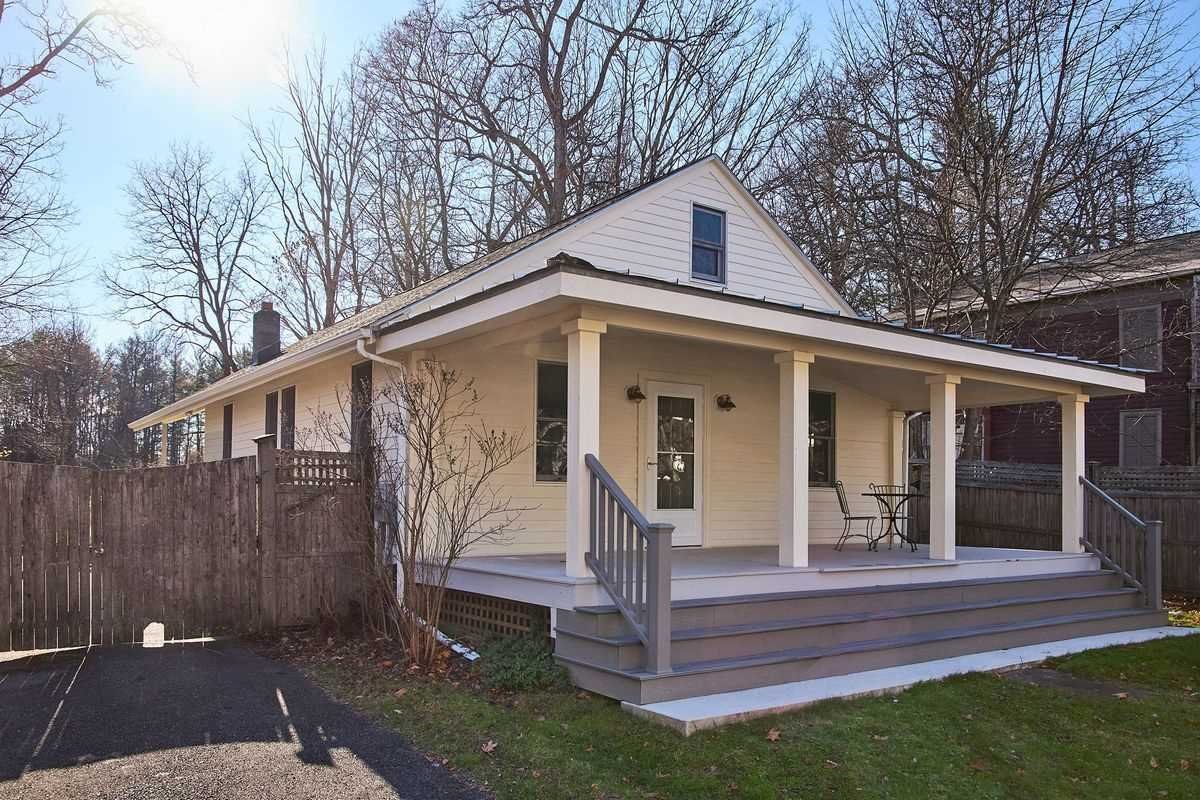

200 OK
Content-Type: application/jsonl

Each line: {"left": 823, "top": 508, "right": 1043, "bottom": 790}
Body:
{"left": 565, "top": 569, "right": 1124, "bottom": 637}
{"left": 554, "top": 587, "right": 1142, "bottom": 670}
{"left": 557, "top": 607, "right": 1168, "bottom": 704}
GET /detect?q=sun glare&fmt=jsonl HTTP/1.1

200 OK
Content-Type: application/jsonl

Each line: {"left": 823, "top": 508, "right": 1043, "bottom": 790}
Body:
{"left": 130, "top": 0, "right": 303, "bottom": 91}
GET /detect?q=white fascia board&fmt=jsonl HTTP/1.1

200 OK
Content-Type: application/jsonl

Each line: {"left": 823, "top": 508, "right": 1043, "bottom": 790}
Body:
{"left": 374, "top": 273, "right": 565, "bottom": 353}
{"left": 127, "top": 337, "right": 360, "bottom": 431}
{"left": 558, "top": 272, "right": 1145, "bottom": 394}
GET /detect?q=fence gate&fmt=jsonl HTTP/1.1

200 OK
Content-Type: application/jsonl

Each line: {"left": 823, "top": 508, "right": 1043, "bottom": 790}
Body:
{"left": 259, "top": 443, "right": 368, "bottom": 628}
{"left": 1, "top": 448, "right": 365, "bottom": 653}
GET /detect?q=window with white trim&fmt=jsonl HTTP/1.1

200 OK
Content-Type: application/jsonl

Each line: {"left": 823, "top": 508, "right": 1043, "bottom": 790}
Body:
{"left": 809, "top": 391, "right": 836, "bottom": 485}
{"left": 1119, "top": 304, "right": 1162, "bottom": 371}
{"left": 1120, "top": 409, "right": 1162, "bottom": 467}
{"left": 691, "top": 205, "right": 726, "bottom": 282}
{"left": 535, "top": 361, "right": 568, "bottom": 482}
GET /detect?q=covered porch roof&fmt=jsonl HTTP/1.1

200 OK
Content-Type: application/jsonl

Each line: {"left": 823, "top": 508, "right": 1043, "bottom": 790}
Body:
{"left": 369, "top": 255, "right": 1144, "bottom": 405}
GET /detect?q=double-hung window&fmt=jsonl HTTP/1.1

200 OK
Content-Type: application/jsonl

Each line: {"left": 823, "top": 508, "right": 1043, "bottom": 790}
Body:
{"left": 809, "top": 391, "right": 836, "bottom": 485}
{"left": 1119, "top": 304, "right": 1162, "bottom": 371}
{"left": 535, "top": 361, "right": 568, "bottom": 482}
{"left": 691, "top": 205, "right": 726, "bottom": 282}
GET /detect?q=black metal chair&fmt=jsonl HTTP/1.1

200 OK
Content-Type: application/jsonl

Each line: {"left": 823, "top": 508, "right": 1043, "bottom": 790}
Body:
{"left": 834, "top": 480, "right": 878, "bottom": 551}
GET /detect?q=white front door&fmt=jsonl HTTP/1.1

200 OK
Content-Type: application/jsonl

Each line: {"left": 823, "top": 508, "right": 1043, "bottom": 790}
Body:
{"left": 641, "top": 381, "right": 703, "bottom": 547}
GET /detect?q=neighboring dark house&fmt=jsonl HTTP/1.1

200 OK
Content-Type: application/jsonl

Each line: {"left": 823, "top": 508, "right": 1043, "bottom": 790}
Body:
{"left": 979, "top": 231, "right": 1199, "bottom": 467}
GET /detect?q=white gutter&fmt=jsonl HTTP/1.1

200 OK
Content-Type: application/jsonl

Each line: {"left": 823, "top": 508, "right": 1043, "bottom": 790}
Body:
{"left": 355, "top": 330, "right": 407, "bottom": 370}
{"left": 128, "top": 335, "right": 360, "bottom": 431}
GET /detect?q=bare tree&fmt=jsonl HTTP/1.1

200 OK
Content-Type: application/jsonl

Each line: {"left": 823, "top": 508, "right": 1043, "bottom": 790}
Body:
{"left": 0, "top": 118, "right": 71, "bottom": 333}
{"left": 106, "top": 144, "right": 267, "bottom": 377}
{"left": 247, "top": 50, "right": 377, "bottom": 338}
{"left": 800, "top": 0, "right": 1199, "bottom": 335}
{"left": 0, "top": 318, "right": 104, "bottom": 464}
{"left": 363, "top": 0, "right": 814, "bottom": 270}
{"left": 0, "top": 2, "right": 154, "bottom": 104}
{"left": 0, "top": 2, "right": 155, "bottom": 337}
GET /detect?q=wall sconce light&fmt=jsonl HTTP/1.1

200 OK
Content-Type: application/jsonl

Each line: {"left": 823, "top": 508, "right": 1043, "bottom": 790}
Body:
{"left": 715, "top": 393, "right": 736, "bottom": 412}
{"left": 626, "top": 385, "right": 647, "bottom": 402}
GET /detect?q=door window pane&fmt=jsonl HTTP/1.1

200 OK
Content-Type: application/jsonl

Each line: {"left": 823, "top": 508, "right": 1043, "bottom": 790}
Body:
{"left": 656, "top": 395, "right": 695, "bottom": 509}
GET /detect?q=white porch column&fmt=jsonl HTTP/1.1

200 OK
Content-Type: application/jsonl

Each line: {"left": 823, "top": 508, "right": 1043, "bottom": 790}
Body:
{"left": 775, "top": 351, "right": 815, "bottom": 568}
{"left": 1059, "top": 393, "right": 1089, "bottom": 554}
{"left": 926, "top": 375, "right": 961, "bottom": 561}
{"left": 888, "top": 410, "right": 907, "bottom": 485}
{"left": 563, "top": 318, "right": 607, "bottom": 578}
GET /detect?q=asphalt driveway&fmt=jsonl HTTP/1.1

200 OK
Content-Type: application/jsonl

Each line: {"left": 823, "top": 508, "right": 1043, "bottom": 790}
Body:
{"left": 0, "top": 641, "right": 486, "bottom": 800}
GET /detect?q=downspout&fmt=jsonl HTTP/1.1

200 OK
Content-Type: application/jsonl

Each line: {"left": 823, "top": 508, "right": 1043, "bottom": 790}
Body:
{"left": 355, "top": 329, "right": 407, "bottom": 370}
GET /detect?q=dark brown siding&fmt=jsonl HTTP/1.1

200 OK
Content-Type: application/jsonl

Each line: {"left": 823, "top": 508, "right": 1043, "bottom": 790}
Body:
{"left": 985, "top": 279, "right": 1194, "bottom": 466}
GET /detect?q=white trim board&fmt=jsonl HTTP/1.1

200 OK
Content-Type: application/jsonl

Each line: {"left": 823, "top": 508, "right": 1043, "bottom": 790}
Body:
{"left": 623, "top": 626, "right": 1200, "bottom": 736}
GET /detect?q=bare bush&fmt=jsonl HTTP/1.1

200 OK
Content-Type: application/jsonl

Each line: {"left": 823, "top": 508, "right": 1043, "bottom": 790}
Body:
{"left": 310, "top": 358, "right": 528, "bottom": 666}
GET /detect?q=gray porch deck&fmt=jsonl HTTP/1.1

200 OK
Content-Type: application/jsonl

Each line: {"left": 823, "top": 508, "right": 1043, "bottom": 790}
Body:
{"left": 447, "top": 544, "right": 1099, "bottom": 609}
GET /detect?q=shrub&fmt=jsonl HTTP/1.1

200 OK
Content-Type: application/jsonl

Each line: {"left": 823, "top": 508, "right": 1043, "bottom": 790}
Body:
{"left": 478, "top": 635, "right": 569, "bottom": 692}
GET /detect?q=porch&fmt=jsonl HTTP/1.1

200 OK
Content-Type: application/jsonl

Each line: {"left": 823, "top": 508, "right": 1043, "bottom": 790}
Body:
{"left": 445, "top": 543, "right": 1099, "bottom": 612}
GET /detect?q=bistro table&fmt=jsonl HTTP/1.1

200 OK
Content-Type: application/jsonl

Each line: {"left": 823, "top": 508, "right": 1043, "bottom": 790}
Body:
{"left": 861, "top": 488, "right": 923, "bottom": 552}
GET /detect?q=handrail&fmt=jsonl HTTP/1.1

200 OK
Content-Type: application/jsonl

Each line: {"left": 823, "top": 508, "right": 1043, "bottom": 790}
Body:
{"left": 1080, "top": 476, "right": 1147, "bottom": 530}
{"left": 1080, "top": 475, "right": 1163, "bottom": 610}
{"left": 584, "top": 453, "right": 673, "bottom": 674}
{"left": 585, "top": 454, "right": 653, "bottom": 530}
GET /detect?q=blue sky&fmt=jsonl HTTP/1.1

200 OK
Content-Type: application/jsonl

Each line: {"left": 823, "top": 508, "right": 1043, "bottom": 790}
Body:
{"left": 28, "top": 1, "right": 400, "bottom": 346}
{"left": 14, "top": 1, "right": 1200, "bottom": 347}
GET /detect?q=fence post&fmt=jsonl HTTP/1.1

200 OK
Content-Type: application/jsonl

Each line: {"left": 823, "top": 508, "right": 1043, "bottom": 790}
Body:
{"left": 645, "top": 523, "right": 674, "bottom": 675}
{"left": 254, "top": 434, "right": 279, "bottom": 630}
{"left": 1146, "top": 520, "right": 1164, "bottom": 611}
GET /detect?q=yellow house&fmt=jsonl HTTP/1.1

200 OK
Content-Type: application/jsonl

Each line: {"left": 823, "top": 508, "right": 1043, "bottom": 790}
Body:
{"left": 132, "top": 157, "right": 1169, "bottom": 717}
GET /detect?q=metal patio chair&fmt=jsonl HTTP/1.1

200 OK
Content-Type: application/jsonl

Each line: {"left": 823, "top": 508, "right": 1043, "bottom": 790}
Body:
{"left": 834, "top": 480, "right": 878, "bottom": 551}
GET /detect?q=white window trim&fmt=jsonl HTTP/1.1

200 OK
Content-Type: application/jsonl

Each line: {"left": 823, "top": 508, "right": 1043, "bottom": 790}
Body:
{"left": 1119, "top": 303, "right": 1163, "bottom": 372}
{"left": 1119, "top": 408, "right": 1162, "bottom": 468}
{"left": 690, "top": 202, "right": 727, "bottom": 285}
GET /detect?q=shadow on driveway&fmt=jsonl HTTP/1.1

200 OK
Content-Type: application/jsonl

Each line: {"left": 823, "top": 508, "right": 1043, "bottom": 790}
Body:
{"left": 0, "top": 641, "right": 486, "bottom": 799}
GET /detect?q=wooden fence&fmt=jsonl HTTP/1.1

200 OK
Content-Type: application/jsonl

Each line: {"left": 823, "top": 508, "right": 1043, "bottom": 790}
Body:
{"left": 909, "top": 461, "right": 1200, "bottom": 596}
{"left": 0, "top": 441, "right": 367, "bottom": 652}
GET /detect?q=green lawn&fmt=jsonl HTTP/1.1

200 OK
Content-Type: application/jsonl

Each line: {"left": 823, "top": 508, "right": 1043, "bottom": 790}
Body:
{"left": 294, "top": 630, "right": 1200, "bottom": 800}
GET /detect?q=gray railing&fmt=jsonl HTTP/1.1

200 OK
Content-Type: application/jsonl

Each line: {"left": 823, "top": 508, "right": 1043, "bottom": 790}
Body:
{"left": 1080, "top": 476, "right": 1163, "bottom": 610}
{"left": 584, "top": 454, "right": 673, "bottom": 674}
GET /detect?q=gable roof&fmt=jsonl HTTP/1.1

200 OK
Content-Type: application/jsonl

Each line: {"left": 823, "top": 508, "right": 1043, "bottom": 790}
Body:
{"left": 1009, "top": 229, "right": 1200, "bottom": 304}
{"left": 133, "top": 157, "right": 854, "bottom": 427}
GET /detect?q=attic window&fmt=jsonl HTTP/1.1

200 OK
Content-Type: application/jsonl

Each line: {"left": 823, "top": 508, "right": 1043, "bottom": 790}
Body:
{"left": 691, "top": 205, "right": 725, "bottom": 283}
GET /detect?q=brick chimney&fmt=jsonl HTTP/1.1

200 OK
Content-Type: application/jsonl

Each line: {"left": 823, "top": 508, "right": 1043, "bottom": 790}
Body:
{"left": 252, "top": 301, "right": 281, "bottom": 365}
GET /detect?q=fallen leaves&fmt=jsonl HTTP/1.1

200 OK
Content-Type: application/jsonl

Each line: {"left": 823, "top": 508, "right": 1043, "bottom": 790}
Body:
{"left": 766, "top": 728, "right": 782, "bottom": 742}
{"left": 1113, "top": 692, "right": 1129, "bottom": 700}
{"left": 481, "top": 739, "right": 498, "bottom": 754}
